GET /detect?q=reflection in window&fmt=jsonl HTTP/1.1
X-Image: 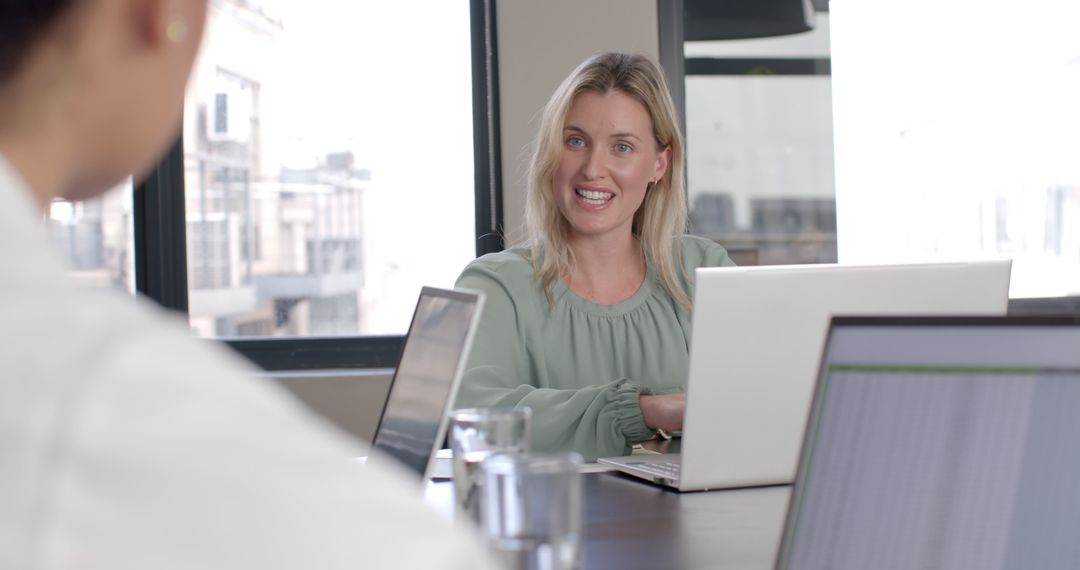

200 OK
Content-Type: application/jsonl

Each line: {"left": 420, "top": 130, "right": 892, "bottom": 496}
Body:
{"left": 685, "top": 14, "right": 835, "bottom": 266}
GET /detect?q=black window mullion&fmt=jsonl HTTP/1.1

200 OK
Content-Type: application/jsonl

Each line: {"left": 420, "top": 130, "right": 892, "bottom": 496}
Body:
{"left": 472, "top": 0, "right": 504, "bottom": 255}
{"left": 134, "top": 137, "right": 189, "bottom": 313}
{"left": 657, "top": 0, "right": 687, "bottom": 133}
{"left": 685, "top": 57, "right": 832, "bottom": 76}
{"left": 224, "top": 336, "right": 405, "bottom": 371}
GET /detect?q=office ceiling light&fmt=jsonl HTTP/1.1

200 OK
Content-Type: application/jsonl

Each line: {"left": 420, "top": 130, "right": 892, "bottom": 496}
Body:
{"left": 684, "top": 0, "right": 817, "bottom": 41}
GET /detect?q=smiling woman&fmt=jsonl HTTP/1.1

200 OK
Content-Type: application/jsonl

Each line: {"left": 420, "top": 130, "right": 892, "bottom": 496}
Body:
{"left": 453, "top": 52, "right": 736, "bottom": 461}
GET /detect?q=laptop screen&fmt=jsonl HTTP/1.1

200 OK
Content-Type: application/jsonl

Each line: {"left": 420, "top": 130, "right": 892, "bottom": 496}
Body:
{"left": 371, "top": 287, "right": 483, "bottom": 477}
{"left": 682, "top": 260, "right": 1009, "bottom": 490}
{"left": 778, "top": 317, "right": 1080, "bottom": 570}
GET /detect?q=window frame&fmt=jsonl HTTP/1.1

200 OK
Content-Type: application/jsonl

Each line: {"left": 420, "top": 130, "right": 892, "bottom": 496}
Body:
{"left": 133, "top": 0, "right": 503, "bottom": 371}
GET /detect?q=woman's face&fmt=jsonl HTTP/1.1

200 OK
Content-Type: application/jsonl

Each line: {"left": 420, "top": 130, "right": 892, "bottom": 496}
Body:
{"left": 552, "top": 89, "right": 669, "bottom": 243}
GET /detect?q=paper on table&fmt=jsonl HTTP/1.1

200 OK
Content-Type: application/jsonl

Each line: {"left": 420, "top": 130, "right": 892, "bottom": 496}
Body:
{"left": 430, "top": 449, "right": 614, "bottom": 478}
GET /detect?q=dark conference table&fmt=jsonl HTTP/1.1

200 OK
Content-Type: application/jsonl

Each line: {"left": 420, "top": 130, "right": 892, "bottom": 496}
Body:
{"left": 425, "top": 470, "right": 791, "bottom": 570}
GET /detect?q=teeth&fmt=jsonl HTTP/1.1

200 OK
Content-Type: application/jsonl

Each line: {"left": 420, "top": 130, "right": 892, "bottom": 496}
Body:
{"left": 575, "top": 188, "right": 613, "bottom": 203}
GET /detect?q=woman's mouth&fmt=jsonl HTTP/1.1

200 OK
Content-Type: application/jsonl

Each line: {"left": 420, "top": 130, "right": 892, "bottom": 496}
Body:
{"left": 575, "top": 187, "right": 614, "bottom": 206}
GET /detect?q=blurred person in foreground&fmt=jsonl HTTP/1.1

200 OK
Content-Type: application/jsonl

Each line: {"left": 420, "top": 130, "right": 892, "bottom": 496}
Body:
{"left": 0, "top": 1, "right": 496, "bottom": 567}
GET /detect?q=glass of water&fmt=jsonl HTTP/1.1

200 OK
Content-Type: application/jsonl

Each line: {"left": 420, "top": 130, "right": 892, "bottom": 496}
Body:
{"left": 448, "top": 407, "right": 531, "bottom": 522}
{"left": 480, "top": 452, "right": 584, "bottom": 570}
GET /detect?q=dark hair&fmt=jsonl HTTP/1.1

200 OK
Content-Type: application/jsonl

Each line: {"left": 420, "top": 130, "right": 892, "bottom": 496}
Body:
{"left": 0, "top": 0, "right": 77, "bottom": 82}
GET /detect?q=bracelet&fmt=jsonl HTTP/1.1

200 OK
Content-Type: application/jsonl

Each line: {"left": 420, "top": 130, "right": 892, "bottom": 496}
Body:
{"left": 655, "top": 428, "right": 672, "bottom": 441}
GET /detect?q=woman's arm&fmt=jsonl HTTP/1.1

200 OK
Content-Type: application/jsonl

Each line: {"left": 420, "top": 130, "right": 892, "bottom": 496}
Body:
{"left": 460, "top": 367, "right": 655, "bottom": 460}
{"left": 455, "top": 259, "right": 655, "bottom": 460}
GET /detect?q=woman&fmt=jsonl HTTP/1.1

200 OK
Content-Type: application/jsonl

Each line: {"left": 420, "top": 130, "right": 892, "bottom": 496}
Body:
{"left": 456, "top": 52, "right": 734, "bottom": 461}
{"left": 0, "top": 1, "right": 492, "bottom": 567}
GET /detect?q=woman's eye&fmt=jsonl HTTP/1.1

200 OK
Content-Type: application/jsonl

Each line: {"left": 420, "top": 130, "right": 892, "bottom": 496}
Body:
{"left": 614, "top": 143, "right": 632, "bottom": 153}
{"left": 567, "top": 136, "right": 585, "bottom": 148}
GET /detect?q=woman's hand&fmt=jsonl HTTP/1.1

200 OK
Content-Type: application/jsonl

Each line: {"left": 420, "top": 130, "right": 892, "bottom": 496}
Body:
{"left": 639, "top": 393, "right": 686, "bottom": 433}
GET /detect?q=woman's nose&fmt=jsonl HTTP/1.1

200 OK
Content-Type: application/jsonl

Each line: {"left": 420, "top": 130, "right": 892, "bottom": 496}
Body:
{"left": 581, "top": 148, "right": 606, "bottom": 180}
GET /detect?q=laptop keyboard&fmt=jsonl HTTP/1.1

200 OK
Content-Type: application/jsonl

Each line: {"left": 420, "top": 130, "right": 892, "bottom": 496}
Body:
{"left": 633, "top": 460, "right": 681, "bottom": 480}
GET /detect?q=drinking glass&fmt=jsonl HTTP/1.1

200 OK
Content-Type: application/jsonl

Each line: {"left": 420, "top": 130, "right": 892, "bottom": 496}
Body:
{"left": 480, "top": 452, "right": 584, "bottom": 570}
{"left": 448, "top": 407, "right": 531, "bottom": 522}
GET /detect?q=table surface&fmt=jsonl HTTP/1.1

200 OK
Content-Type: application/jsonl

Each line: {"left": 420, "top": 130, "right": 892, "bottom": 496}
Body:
{"left": 425, "top": 470, "right": 791, "bottom": 570}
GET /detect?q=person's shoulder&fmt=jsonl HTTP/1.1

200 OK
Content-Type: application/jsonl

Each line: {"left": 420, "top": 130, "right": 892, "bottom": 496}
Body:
{"left": 466, "top": 247, "right": 532, "bottom": 270}
{"left": 680, "top": 234, "right": 723, "bottom": 254}
{"left": 21, "top": 294, "right": 500, "bottom": 569}
{"left": 61, "top": 290, "right": 275, "bottom": 408}
{"left": 679, "top": 234, "right": 735, "bottom": 268}
{"left": 459, "top": 247, "right": 535, "bottom": 285}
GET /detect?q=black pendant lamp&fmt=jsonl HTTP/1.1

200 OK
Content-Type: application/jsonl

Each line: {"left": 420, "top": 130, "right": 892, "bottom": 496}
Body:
{"left": 684, "top": 0, "right": 818, "bottom": 41}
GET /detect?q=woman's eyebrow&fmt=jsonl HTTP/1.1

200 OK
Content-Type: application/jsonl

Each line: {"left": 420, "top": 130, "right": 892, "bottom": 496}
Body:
{"left": 564, "top": 125, "right": 643, "bottom": 142}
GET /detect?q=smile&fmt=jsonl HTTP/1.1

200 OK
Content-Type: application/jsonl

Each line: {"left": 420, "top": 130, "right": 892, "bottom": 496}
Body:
{"left": 575, "top": 187, "right": 614, "bottom": 205}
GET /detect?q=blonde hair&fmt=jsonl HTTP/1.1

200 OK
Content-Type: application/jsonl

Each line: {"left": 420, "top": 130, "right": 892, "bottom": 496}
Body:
{"left": 524, "top": 52, "right": 690, "bottom": 310}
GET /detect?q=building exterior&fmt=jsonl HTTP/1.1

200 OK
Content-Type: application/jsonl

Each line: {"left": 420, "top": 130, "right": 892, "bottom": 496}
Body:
{"left": 183, "top": 0, "right": 370, "bottom": 337}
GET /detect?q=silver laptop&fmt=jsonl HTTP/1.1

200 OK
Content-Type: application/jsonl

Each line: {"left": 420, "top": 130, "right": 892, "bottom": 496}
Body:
{"left": 368, "top": 286, "right": 484, "bottom": 482}
{"left": 598, "top": 260, "right": 1011, "bottom": 491}
{"left": 776, "top": 316, "right": 1080, "bottom": 569}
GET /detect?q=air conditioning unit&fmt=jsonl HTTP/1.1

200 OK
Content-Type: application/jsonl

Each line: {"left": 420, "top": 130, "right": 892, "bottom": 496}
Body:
{"left": 208, "top": 88, "right": 252, "bottom": 142}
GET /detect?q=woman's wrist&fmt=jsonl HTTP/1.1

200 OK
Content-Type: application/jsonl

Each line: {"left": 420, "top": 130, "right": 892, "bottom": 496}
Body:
{"left": 639, "top": 393, "right": 685, "bottom": 433}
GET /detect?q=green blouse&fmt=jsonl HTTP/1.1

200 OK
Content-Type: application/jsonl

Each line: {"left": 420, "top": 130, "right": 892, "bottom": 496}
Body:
{"left": 454, "top": 235, "right": 734, "bottom": 460}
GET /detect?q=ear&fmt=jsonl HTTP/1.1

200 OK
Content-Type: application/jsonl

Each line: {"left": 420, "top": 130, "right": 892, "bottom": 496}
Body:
{"left": 127, "top": 0, "right": 171, "bottom": 48}
{"left": 653, "top": 145, "right": 672, "bottom": 183}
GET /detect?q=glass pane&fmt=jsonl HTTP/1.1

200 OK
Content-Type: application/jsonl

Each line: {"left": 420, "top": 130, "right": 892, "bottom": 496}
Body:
{"left": 47, "top": 182, "right": 136, "bottom": 294}
{"left": 685, "top": 14, "right": 836, "bottom": 266}
{"left": 830, "top": 0, "right": 1080, "bottom": 298}
{"left": 183, "top": 0, "right": 476, "bottom": 337}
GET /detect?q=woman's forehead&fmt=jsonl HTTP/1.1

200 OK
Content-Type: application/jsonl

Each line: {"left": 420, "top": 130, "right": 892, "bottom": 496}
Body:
{"left": 564, "top": 90, "right": 654, "bottom": 136}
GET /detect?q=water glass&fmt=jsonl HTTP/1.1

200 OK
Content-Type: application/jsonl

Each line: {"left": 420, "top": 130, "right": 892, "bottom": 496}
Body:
{"left": 448, "top": 407, "right": 531, "bottom": 522}
{"left": 480, "top": 452, "right": 584, "bottom": 570}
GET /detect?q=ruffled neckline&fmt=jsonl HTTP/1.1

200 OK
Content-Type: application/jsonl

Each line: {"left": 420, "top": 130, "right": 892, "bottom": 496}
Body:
{"left": 550, "top": 269, "right": 658, "bottom": 318}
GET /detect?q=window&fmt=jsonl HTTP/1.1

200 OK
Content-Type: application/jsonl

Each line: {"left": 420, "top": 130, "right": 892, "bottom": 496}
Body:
{"left": 682, "top": 11, "right": 835, "bottom": 266}
{"left": 133, "top": 0, "right": 502, "bottom": 369}
{"left": 674, "top": 0, "right": 1079, "bottom": 300}
{"left": 180, "top": 0, "right": 486, "bottom": 339}
{"left": 830, "top": 0, "right": 1080, "bottom": 298}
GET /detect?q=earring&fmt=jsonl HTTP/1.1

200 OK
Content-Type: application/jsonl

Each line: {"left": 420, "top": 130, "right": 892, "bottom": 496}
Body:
{"left": 167, "top": 21, "right": 189, "bottom": 43}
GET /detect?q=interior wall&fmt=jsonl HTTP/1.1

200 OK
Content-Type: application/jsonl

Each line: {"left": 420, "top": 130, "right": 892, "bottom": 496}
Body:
{"left": 496, "top": 0, "right": 660, "bottom": 244}
{"left": 268, "top": 370, "right": 393, "bottom": 444}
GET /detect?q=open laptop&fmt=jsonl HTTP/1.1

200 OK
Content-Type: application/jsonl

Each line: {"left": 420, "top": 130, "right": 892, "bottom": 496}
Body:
{"left": 366, "top": 286, "right": 484, "bottom": 482}
{"left": 598, "top": 260, "right": 1011, "bottom": 491}
{"left": 776, "top": 316, "right": 1080, "bottom": 569}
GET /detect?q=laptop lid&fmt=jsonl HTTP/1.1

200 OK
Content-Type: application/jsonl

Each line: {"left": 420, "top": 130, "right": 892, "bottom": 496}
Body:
{"left": 776, "top": 316, "right": 1080, "bottom": 570}
{"left": 679, "top": 260, "right": 1011, "bottom": 491}
{"left": 371, "top": 286, "right": 484, "bottom": 480}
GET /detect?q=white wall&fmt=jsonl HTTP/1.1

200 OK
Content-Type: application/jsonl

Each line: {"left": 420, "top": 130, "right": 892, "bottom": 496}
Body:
{"left": 269, "top": 370, "right": 393, "bottom": 443}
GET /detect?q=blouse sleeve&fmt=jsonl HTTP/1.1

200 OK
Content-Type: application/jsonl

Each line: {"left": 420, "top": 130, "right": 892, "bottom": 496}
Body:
{"left": 454, "top": 260, "right": 655, "bottom": 461}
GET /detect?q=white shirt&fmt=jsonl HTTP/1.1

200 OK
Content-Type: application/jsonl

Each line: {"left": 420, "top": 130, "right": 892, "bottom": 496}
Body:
{"left": 0, "top": 155, "right": 496, "bottom": 569}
